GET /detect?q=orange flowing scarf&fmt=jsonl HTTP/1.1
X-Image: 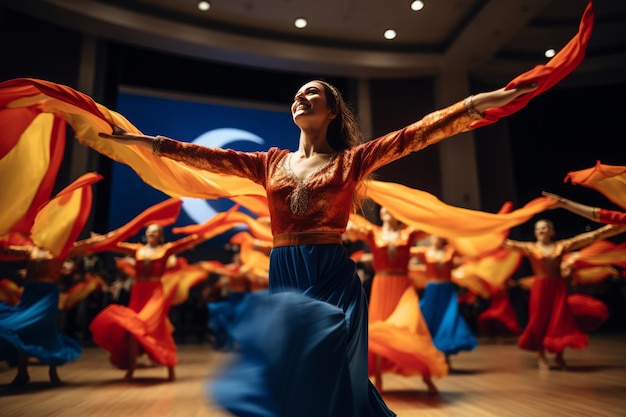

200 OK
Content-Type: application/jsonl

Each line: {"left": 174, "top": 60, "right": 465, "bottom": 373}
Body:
{"left": 564, "top": 161, "right": 626, "bottom": 210}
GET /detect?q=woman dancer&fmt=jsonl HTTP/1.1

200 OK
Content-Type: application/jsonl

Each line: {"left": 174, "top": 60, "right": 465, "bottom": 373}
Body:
{"left": 413, "top": 235, "right": 478, "bottom": 367}
{"left": 89, "top": 224, "right": 206, "bottom": 382}
{"left": 99, "top": 79, "right": 536, "bottom": 416}
{"left": 503, "top": 219, "right": 626, "bottom": 370}
{"left": 0, "top": 174, "right": 103, "bottom": 386}
{"left": 346, "top": 208, "right": 445, "bottom": 394}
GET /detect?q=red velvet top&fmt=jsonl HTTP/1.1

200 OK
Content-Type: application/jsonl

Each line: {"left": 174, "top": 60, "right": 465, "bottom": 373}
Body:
{"left": 156, "top": 99, "right": 479, "bottom": 236}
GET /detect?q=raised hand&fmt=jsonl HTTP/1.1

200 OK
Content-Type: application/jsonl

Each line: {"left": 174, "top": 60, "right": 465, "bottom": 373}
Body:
{"left": 98, "top": 125, "right": 157, "bottom": 148}
{"left": 472, "top": 83, "right": 538, "bottom": 113}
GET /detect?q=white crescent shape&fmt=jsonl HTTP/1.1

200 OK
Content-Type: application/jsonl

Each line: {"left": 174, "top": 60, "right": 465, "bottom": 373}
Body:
{"left": 182, "top": 128, "right": 266, "bottom": 224}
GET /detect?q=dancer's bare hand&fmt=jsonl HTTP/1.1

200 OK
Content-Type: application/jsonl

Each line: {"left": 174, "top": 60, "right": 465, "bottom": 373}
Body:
{"left": 98, "top": 125, "right": 156, "bottom": 147}
{"left": 473, "top": 83, "right": 539, "bottom": 112}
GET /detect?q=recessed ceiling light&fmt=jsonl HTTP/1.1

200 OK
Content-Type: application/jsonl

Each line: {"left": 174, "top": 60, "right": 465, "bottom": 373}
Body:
{"left": 198, "top": 1, "right": 210, "bottom": 12}
{"left": 544, "top": 48, "right": 556, "bottom": 58}
{"left": 411, "top": 1, "right": 425, "bottom": 11}
{"left": 295, "top": 18, "right": 307, "bottom": 29}
{"left": 384, "top": 29, "right": 397, "bottom": 40}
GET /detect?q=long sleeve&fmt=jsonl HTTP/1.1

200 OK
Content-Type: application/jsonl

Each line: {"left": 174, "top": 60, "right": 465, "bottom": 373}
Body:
{"left": 164, "top": 234, "right": 206, "bottom": 257}
{"left": 155, "top": 138, "right": 270, "bottom": 186}
{"left": 562, "top": 224, "right": 626, "bottom": 252}
{"left": 502, "top": 239, "right": 534, "bottom": 256}
{"left": 114, "top": 242, "right": 141, "bottom": 256}
{"left": 352, "top": 99, "right": 481, "bottom": 180}
{"left": 600, "top": 209, "right": 626, "bottom": 225}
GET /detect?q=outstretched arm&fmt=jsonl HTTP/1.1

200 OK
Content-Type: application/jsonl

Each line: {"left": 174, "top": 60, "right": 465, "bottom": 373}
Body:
{"left": 98, "top": 125, "right": 157, "bottom": 148}
{"left": 563, "top": 224, "right": 626, "bottom": 252}
{"left": 470, "top": 84, "right": 538, "bottom": 114}
{"left": 543, "top": 191, "right": 626, "bottom": 225}
{"left": 357, "top": 83, "right": 539, "bottom": 177}
{"left": 543, "top": 192, "right": 598, "bottom": 222}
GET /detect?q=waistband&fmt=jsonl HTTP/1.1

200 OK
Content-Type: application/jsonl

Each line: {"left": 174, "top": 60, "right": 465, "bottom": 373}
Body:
{"left": 136, "top": 277, "right": 162, "bottom": 282}
{"left": 273, "top": 232, "right": 343, "bottom": 247}
{"left": 376, "top": 269, "right": 408, "bottom": 276}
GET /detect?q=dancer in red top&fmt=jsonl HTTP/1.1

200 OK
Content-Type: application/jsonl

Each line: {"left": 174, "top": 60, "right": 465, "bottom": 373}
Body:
{"left": 346, "top": 208, "right": 445, "bottom": 395}
{"left": 89, "top": 224, "right": 207, "bottom": 381}
{"left": 503, "top": 219, "right": 626, "bottom": 370}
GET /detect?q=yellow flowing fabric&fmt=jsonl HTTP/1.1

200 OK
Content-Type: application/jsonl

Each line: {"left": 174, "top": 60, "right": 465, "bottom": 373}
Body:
{"left": 230, "top": 231, "right": 271, "bottom": 281}
{"left": 59, "top": 274, "right": 106, "bottom": 310}
{"left": 161, "top": 258, "right": 209, "bottom": 306}
{"left": 0, "top": 78, "right": 269, "bottom": 215}
{"left": 451, "top": 248, "right": 522, "bottom": 297}
{"left": 173, "top": 204, "right": 273, "bottom": 243}
{"left": 564, "top": 161, "right": 626, "bottom": 210}
{"left": 29, "top": 172, "right": 102, "bottom": 258}
{"left": 364, "top": 180, "right": 554, "bottom": 253}
{"left": 0, "top": 113, "right": 59, "bottom": 235}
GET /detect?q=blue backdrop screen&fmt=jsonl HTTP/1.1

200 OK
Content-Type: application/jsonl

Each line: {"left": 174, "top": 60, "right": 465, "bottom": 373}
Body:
{"left": 108, "top": 87, "right": 299, "bottom": 245}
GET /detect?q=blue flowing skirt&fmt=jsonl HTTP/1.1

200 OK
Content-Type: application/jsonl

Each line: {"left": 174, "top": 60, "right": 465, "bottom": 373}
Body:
{"left": 209, "top": 244, "right": 395, "bottom": 417}
{"left": 207, "top": 290, "right": 253, "bottom": 351}
{"left": 419, "top": 281, "right": 477, "bottom": 356}
{"left": 0, "top": 282, "right": 82, "bottom": 366}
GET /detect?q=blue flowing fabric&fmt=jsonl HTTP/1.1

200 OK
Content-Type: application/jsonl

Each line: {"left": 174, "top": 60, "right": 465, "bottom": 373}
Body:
{"left": 207, "top": 290, "right": 253, "bottom": 351}
{"left": 0, "top": 282, "right": 82, "bottom": 366}
{"left": 419, "top": 281, "right": 477, "bottom": 355}
{"left": 208, "top": 244, "right": 395, "bottom": 417}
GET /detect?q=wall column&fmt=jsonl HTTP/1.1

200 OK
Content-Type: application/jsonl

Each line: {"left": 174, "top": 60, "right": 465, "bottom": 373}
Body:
{"left": 434, "top": 70, "right": 481, "bottom": 209}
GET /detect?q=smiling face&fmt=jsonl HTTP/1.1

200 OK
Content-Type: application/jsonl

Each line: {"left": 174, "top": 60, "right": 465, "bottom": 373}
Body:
{"left": 380, "top": 207, "right": 398, "bottom": 227}
{"left": 291, "top": 81, "right": 337, "bottom": 131}
{"left": 534, "top": 219, "right": 554, "bottom": 243}
{"left": 145, "top": 224, "right": 164, "bottom": 246}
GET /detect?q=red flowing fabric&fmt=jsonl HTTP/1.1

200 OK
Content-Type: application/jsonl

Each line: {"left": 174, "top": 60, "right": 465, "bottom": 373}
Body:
{"left": 471, "top": 1, "right": 594, "bottom": 129}
{"left": 519, "top": 277, "right": 587, "bottom": 353}
{"left": 80, "top": 198, "right": 183, "bottom": 254}
{"left": 567, "top": 294, "right": 609, "bottom": 332}
{"left": 477, "top": 292, "right": 521, "bottom": 338}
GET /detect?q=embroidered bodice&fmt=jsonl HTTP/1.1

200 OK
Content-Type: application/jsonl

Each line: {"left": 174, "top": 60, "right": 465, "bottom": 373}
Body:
{"left": 156, "top": 100, "right": 479, "bottom": 236}
{"left": 367, "top": 227, "right": 423, "bottom": 273}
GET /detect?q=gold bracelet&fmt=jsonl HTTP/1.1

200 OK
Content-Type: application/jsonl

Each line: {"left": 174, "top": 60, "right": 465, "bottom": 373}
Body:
{"left": 465, "top": 95, "right": 481, "bottom": 118}
{"left": 592, "top": 206, "right": 600, "bottom": 222}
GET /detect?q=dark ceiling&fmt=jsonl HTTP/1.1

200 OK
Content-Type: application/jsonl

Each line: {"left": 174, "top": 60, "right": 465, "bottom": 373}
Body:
{"left": 3, "top": 0, "right": 626, "bottom": 85}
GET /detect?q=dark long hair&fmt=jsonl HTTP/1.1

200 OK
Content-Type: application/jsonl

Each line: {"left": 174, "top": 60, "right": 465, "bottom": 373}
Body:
{"left": 315, "top": 80, "right": 371, "bottom": 211}
{"left": 316, "top": 80, "right": 362, "bottom": 151}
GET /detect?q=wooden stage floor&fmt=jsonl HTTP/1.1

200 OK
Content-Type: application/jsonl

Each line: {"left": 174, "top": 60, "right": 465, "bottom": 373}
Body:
{"left": 1, "top": 334, "right": 625, "bottom": 417}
